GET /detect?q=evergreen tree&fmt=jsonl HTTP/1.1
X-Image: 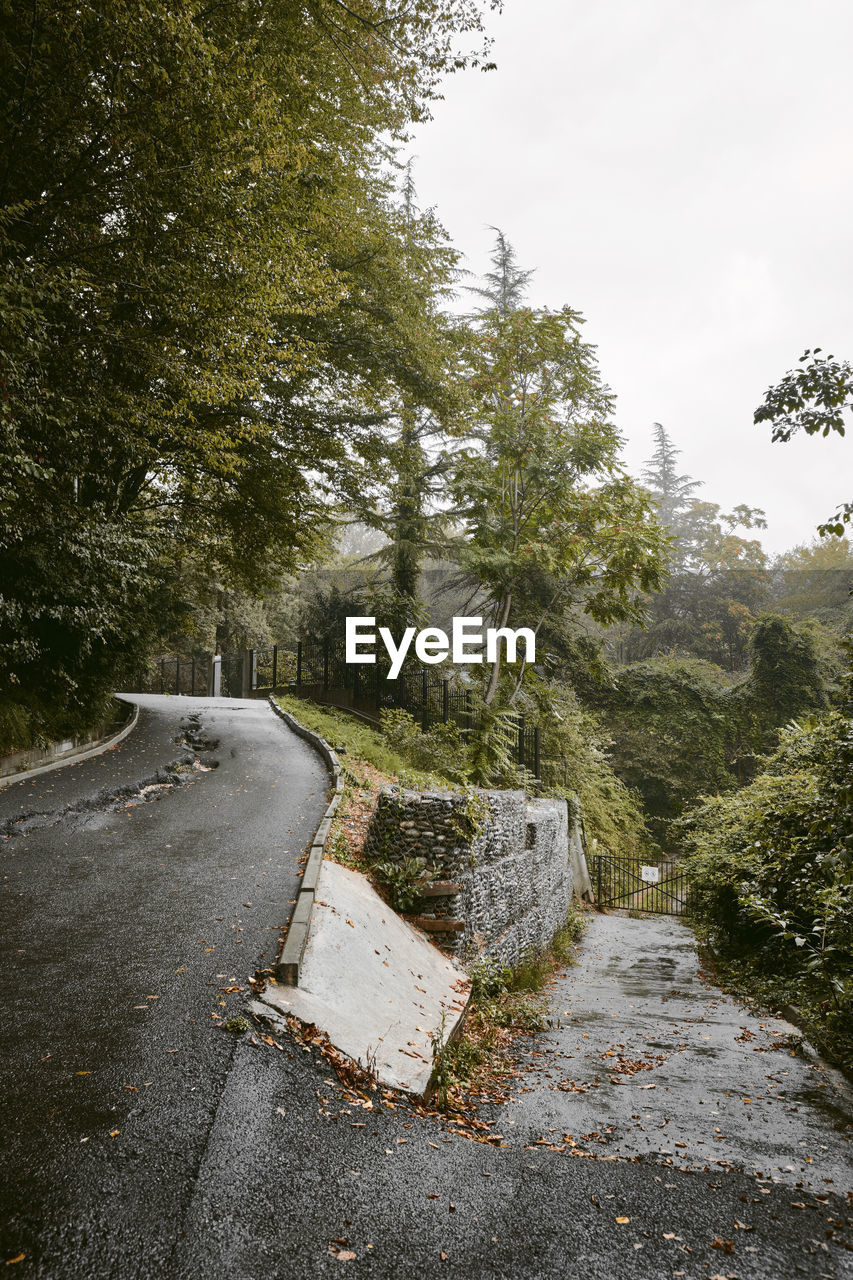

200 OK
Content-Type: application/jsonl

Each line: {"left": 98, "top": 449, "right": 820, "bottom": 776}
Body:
{"left": 453, "top": 233, "right": 667, "bottom": 705}
{"left": 468, "top": 227, "right": 535, "bottom": 316}
{"left": 641, "top": 424, "right": 703, "bottom": 525}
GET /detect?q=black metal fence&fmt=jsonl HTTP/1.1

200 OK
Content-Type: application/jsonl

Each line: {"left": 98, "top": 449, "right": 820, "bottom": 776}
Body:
{"left": 134, "top": 655, "right": 212, "bottom": 697}
{"left": 129, "top": 638, "right": 571, "bottom": 789}
{"left": 263, "top": 638, "right": 560, "bottom": 786}
{"left": 591, "top": 854, "right": 691, "bottom": 916}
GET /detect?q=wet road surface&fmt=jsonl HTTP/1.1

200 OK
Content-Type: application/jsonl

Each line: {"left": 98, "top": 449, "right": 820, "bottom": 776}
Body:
{"left": 1, "top": 708, "right": 851, "bottom": 1278}
{"left": 501, "top": 914, "right": 852, "bottom": 1193}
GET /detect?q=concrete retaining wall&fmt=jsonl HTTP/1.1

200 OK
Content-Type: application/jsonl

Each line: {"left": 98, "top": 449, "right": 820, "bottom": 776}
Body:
{"left": 0, "top": 698, "right": 138, "bottom": 787}
{"left": 365, "top": 787, "right": 575, "bottom": 968}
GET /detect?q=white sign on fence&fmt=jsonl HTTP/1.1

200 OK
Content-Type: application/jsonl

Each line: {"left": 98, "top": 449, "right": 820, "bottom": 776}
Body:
{"left": 641, "top": 865, "right": 660, "bottom": 884}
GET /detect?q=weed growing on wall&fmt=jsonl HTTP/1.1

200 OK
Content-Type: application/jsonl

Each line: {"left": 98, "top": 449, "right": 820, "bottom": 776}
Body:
{"left": 431, "top": 905, "right": 588, "bottom": 1110}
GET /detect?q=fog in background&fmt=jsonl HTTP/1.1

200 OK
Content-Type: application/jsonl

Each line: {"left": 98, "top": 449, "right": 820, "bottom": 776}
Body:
{"left": 412, "top": 0, "right": 853, "bottom": 555}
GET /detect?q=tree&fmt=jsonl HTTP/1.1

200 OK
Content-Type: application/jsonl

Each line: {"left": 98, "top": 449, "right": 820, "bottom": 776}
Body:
{"left": 641, "top": 423, "right": 703, "bottom": 526}
{"left": 755, "top": 348, "right": 853, "bottom": 535}
{"left": 0, "top": 0, "right": 498, "bottom": 745}
{"left": 341, "top": 166, "right": 462, "bottom": 606}
{"left": 771, "top": 537, "right": 853, "bottom": 623}
{"left": 451, "top": 233, "right": 667, "bottom": 705}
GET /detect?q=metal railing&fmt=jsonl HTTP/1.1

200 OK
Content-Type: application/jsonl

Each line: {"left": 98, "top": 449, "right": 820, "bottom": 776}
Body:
{"left": 129, "top": 638, "right": 572, "bottom": 790}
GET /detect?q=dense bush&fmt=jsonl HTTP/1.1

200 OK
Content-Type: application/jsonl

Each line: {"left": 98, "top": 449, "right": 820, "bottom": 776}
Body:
{"left": 590, "top": 615, "right": 829, "bottom": 845}
{"left": 590, "top": 656, "right": 739, "bottom": 839}
{"left": 680, "top": 712, "right": 853, "bottom": 1067}
{"left": 379, "top": 708, "right": 470, "bottom": 784}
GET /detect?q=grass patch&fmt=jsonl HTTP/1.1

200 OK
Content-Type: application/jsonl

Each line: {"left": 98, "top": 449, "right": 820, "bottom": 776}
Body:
{"left": 274, "top": 695, "right": 450, "bottom": 876}
{"left": 274, "top": 695, "right": 447, "bottom": 789}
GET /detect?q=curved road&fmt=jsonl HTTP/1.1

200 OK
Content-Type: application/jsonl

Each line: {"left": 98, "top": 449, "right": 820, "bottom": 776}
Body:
{"left": 0, "top": 695, "right": 328, "bottom": 1277}
{"left": 1, "top": 696, "right": 850, "bottom": 1278}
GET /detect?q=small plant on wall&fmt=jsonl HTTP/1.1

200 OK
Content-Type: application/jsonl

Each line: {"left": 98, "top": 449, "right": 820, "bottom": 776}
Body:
{"left": 372, "top": 856, "right": 437, "bottom": 913}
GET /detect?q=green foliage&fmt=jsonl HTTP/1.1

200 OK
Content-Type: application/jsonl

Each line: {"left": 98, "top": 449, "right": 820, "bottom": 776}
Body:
{"left": 372, "top": 856, "right": 437, "bottom": 914}
{"left": 523, "top": 679, "right": 651, "bottom": 858}
{"left": 429, "top": 1012, "right": 456, "bottom": 1110}
{"left": 379, "top": 708, "right": 469, "bottom": 783}
{"left": 755, "top": 348, "right": 853, "bottom": 535}
{"left": 464, "top": 702, "right": 532, "bottom": 788}
{"left": 451, "top": 234, "right": 667, "bottom": 707}
{"left": 431, "top": 911, "right": 586, "bottom": 1107}
{"left": 469, "top": 957, "right": 512, "bottom": 1001}
{"left": 552, "top": 903, "right": 587, "bottom": 960}
{"left": 738, "top": 613, "right": 828, "bottom": 743}
{"left": 622, "top": 425, "right": 772, "bottom": 670}
{"left": 1, "top": 0, "right": 496, "bottom": 732}
{"left": 273, "top": 696, "right": 446, "bottom": 790}
{"left": 680, "top": 713, "right": 853, "bottom": 1067}
{"left": 593, "top": 615, "right": 829, "bottom": 845}
{"left": 641, "top": 423, "right": 703, "bottom": 525}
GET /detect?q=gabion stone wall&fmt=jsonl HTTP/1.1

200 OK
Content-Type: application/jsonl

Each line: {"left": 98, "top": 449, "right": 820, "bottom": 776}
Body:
{"left": 364, "top": 787, "right": 573, "bottom": 968}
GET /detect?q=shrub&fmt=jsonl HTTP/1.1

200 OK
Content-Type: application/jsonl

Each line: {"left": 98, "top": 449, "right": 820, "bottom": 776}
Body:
{"left": 380, "top": 707, "right": 470, "bottom": 784}
{"left": 371, "top": 856, "right": 437, "bottom": 914}
{"left": 680, "top": 712, "right": 853, "bottom": 1067}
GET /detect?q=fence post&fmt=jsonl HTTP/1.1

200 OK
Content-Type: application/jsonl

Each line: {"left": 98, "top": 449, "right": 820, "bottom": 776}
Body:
{"left": 517, "top": 714, "right": 525, "bottom": 767}
{"left": 272, "top": 645, "right": 278, "bottom": 690}
{"left": 534, "top": 725, "right": 541, "bottom": 784}
{"left": 175, "top": 657, "right": 181, "bottom": 696}
{"left": 465, "top": 689, "right": 472, "bottom": 731}
{"left": 209, "top": 655, "right": 221, "bottom": 697}
{"left": 323, "top": 641, "right": 329, "bottom": 691}
{"left": 421, "top": 669, "right": 428, "bottom": 732}
{"left": 296, "top": 640, "right": 302, "bottom": 688}
{"left": 596, "top": 856, "right": 602, "bottom": 907}
{"left": 442, "top": 679, "right": 449, "bottom": 724}
{"left": 239, "top": 650, "right": 251, "bottom": 698}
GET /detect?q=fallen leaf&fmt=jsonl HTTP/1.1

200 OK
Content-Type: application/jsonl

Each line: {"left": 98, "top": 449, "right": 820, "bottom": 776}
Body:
{"left": 109, "top": 1129, "right": 120, "bottom": 1138}
{"left": 5, "top": 1255, "right": 26, "bottom": 1265}
{"left": 616, "top": 1216, "right": 630, "bottom": 1224}
{"left": 710, "top": 1237, "right": 734, "bottom": 1253}
{"left": 335, "top": 1251, "right": 356, "bottom": 1262}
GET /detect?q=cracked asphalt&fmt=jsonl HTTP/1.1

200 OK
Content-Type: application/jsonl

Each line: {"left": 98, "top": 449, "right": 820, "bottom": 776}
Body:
{"left": 1, "top": 694, "right": 851, "bottom": 1279}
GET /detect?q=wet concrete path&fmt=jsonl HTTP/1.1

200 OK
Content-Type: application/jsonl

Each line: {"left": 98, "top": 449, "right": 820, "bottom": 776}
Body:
{"left": 498, "top": 913, "right": 853, "bottom": 1195}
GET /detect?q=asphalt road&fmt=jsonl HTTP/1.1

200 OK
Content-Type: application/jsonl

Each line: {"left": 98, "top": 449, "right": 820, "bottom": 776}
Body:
{"left": 1, "top": 697, "right": 851, "bottom": 1279}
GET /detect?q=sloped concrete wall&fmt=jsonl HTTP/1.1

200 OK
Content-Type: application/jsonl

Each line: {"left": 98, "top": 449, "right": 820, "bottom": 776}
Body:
{"left": 365, "top": 787, "right": 574, "bottom": 968}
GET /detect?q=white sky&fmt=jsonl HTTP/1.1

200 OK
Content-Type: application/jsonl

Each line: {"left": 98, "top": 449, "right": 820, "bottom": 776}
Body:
{"left": 411, "top": 0, "right": 853, "bottom": 555}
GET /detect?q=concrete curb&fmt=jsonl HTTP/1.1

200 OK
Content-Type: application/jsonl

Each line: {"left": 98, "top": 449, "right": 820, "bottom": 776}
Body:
{"left": 0, "top": 699, "right": 140, "bottom": 790}
{"left": 268, "top": 696, "right": 344, "bottom": 986}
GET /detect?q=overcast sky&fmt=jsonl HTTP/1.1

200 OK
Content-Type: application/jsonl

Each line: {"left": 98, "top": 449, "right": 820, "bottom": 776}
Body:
{"left": 411, "top": 0, "right": 852, "bottom": 555}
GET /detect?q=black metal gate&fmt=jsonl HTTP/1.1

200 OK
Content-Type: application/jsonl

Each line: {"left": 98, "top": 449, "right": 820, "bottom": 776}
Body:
{"left": 591, "top": 855, "right": 691, "bottom": 916}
